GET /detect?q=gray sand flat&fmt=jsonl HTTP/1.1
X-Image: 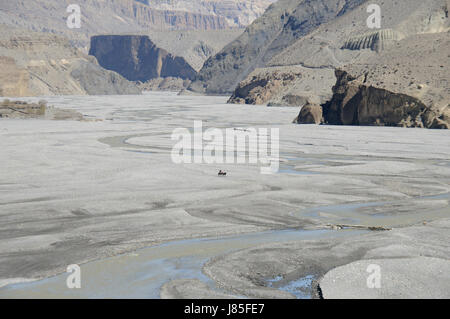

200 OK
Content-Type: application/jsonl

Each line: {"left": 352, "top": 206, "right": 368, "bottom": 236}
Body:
{"left": 320, "top": 257, "right": 450, "bottom": 299}
{"left": 0, "top": 92, "right": 449, "bottom": 298}
{"left": 199, "top": 219, "right": 450, "bottom": 299}
{"left": 160, "top": 279, "right": 239, "bottom": 299}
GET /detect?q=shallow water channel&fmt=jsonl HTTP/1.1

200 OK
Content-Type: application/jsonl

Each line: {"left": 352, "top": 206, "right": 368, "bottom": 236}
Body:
{"left": 0, "top": 228, "right": 365, "bottom": 299}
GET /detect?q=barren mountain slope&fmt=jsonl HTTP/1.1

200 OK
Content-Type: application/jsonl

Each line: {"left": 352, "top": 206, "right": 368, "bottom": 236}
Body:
{"left": 188, "top": 0, "right": 368, "bottom": 94}
{"left": 147, "top": 30, "right": 243, "bottom": 71}
{"left": 139, "top": 0, "right": 276, "bottom": 28}
{"left": 0, "top": 0, "right": 230, "bottom": 51}
{"left": 0, "top": 25, "right": 139, "bottom": 96}
{"left": 189, "top": 0, "right": 449, "bottom": 100}
{"left": 269, "top": 0, "right": 448, "bottom": 68}
{"left": 234, "top": 0, "right": 449, "bottom": 107}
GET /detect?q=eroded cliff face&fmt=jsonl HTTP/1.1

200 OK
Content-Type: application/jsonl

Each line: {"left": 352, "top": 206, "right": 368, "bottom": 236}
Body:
{"left": 321, "top": 70, "right": 449, "bottom": 129}
{"left": 89, "top": 35, "right": 197, "bottom": 82}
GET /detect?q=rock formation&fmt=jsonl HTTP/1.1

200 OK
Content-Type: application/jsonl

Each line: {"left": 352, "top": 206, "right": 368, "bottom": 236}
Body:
{"left": 303, "top": 31, "right": 450, "bottom": 129}
{"left": 321, "top": 70, "right": 447, "bottom": 129}
{"left": 227, "top": 65, "right": 335, "bottom": 106}
{"left": 89, "top": 35, "right": 197, "bottom": 82}
{"left": 228, "top": 70, "right": 303, "bottom": 104}
{"left": 295, "top": 102, "right": 323, "bottom": 124}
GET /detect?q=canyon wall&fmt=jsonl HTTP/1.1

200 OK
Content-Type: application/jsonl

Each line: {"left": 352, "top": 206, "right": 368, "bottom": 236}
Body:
{"left": 89, "top": 35, "right": 197, "bottom": 82}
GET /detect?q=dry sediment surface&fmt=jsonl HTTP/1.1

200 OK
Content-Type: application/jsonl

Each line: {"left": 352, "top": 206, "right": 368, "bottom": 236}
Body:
{"left": 200, "top": 219, "right": 450, "bottom": 299}
{"left": 320, "top": 256, "right": 450, "bottom": 298}
{"left": 0, "top": 93, "right": 449, "bottom": 298}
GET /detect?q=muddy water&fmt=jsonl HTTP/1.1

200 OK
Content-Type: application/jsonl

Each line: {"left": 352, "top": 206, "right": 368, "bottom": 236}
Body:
{"left": 0, "top": 229, "right": 365, "bottom": 299}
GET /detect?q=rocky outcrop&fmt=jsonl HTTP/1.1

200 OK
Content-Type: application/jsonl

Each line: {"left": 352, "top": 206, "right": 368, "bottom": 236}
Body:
{"left": 89, "top": 35, "right": 197, "bottom": 82}
{"left": 228, "top": 70, "right": 302, "bottom": 105}
{"left": 227, "top": 65, "right": 335, "bottom": 106}
{"left": 294, "top": 30, "right": 450, "bottom": 129}
{"left": 0, "top": 25, "right": 140, "bottom": 96}
{"left": 295, "top": 103, "right": 323, "bottom": 124}
{"left": 317, "top": 31, "right": 450, "bottom": 129}
{"left": 321, "top": 70, "right": 448, "bottom": 129}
